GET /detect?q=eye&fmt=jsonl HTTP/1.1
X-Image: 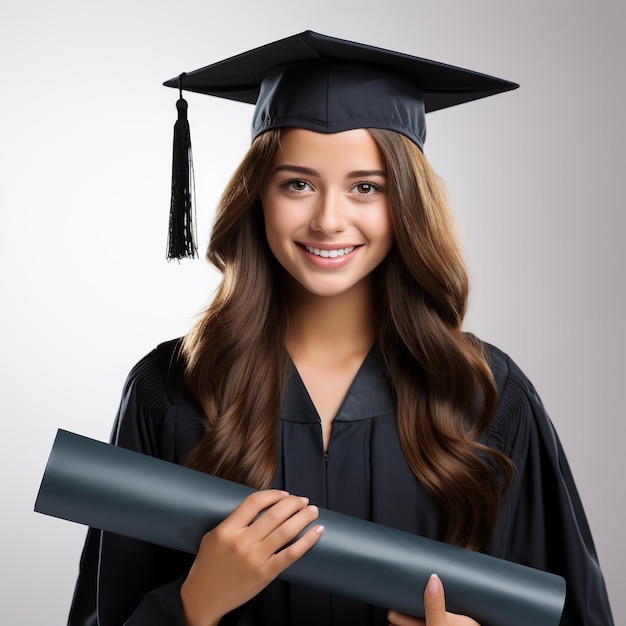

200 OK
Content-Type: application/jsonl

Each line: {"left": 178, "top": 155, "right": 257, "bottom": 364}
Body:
{"left": 351, "top": 181, "right": 383, "bottom": 195}
{"left": 280, "top": 179, "right": 312, "bottom": 193}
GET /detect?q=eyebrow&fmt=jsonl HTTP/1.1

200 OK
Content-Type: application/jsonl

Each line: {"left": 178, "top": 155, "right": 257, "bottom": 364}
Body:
{"left": 272, "top": 165, "right": 387, "bottom": 178}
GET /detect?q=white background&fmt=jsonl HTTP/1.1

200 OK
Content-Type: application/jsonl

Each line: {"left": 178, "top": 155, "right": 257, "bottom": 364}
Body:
{"left": 1, "top": 1, "right": 623, "bottom": 623}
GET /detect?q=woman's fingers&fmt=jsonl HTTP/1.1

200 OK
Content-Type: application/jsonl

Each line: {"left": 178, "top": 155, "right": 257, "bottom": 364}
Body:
{"left": 250, "top": 494, "right": 315, "bottom": 541}
{"left": 266, "top": 518, "right": 325, "bottom": 573}
{"left": 210, "top": 491, "right": 321, "bottom": 571}
{"left": 387, "top": 608, "right": 425, "bottom": 625}
{"left": 227, "top": 491, "right": 321, "bottom": 559}
{"left": 225, "top": 489, "right": 291, "bottom": 527}
{"left": 387, "top": 576, "right": 481, "bottom": 626}
{"left": 422, "top": 575, "right": 447, "bottom": 625}
{"left": 226, "top": 491, "right": 319, "bottom": 547}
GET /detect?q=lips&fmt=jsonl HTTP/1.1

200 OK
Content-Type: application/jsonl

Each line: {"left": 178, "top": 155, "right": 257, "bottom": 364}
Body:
{"left": 296, "top": 242, "right": 362, "bottom": 268}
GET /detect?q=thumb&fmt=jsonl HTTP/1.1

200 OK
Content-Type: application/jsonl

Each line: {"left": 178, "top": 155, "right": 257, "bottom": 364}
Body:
{"left": 423, "top": 574, "right": 447, "bottom": 625}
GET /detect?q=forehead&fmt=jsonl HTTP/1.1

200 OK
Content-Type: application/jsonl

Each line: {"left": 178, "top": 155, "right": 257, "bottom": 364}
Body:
{"left": 272, "top": 128, "right": 385, "bottom": 170}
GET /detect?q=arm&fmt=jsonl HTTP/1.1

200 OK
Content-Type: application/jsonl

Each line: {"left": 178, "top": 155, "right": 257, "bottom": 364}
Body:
{"left": 390, "top": 345, "right": 614, "bottom": 626}
{"left": 68, "top": 342, "right": 324, "bottom": 626}
{"left": 486, "top": 349, "right": 614, "bottom": 625}
{"left": 69, "top": 344, "right": 201, "bottom": 625}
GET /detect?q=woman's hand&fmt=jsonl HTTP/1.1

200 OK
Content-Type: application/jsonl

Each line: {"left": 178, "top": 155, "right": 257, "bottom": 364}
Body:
{"left": 387, "top": 575, "right": 480, "bottom": 626}
{"left": 180, "top": 489, "right": 323, "bottom": 626}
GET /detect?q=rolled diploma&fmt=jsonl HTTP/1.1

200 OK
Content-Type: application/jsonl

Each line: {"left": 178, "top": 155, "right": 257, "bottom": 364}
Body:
{"left": 34, "top": 429, "right": 565, "bottom": 626}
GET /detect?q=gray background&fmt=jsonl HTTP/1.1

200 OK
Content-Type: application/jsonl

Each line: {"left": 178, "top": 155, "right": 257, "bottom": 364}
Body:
{"left": 1, "top": 0, "right": 623, "bottom": 623}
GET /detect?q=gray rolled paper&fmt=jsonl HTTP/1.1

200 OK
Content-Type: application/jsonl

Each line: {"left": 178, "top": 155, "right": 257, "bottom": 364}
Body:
{"left": 35, "top": 429, "right": 565, "bottom": 626}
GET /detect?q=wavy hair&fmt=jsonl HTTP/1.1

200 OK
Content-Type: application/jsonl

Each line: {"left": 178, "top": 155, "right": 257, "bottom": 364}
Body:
{"left": 182, "top": 128, "right": 512, "bottom": 551}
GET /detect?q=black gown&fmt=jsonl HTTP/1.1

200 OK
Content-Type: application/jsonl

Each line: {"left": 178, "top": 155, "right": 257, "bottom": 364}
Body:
{"left": 68, "top": 339, "right": 614, "bottom": 626}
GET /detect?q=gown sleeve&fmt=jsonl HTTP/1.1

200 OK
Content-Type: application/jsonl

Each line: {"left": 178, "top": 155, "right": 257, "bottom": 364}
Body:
{"left": 484, "top": 345, "right": 614, "bottom": 626}
{"left": 67, "top": 340, "right": 205, "bottom": 626}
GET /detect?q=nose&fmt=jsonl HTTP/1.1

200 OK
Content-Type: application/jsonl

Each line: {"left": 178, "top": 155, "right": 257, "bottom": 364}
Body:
{"left": 310, "top": 191, "right": 348, "bottom": 234}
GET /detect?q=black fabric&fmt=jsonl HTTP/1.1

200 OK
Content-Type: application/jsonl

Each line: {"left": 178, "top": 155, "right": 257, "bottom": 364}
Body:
{"left": 163, "top": 31, "right": 518, "bottom": 149}
{"left": 68, "top": 338, "right": 613, "bottom": 626}
{"left": 252, "top": 61, "right": 428, "bottom": 150}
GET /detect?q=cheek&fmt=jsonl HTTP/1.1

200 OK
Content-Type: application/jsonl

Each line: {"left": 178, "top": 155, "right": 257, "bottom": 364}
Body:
{"left": 261, "top": 195, "right": 279, "bottom": 239}
{"left": 262, "top": 199, "right": 294, "bottom": 260}
{"left": 368, "top": 205, "right": 394, "bottom": 251}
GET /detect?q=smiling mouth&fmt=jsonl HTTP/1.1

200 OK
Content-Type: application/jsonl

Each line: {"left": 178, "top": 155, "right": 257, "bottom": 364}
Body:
{"left": 303, "top": 245, "right": 357, "bottom": 258}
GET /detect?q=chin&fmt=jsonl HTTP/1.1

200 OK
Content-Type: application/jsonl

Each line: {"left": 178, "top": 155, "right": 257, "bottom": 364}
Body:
{"left": 294, "top": 275, "right": 366, "bottom": 299}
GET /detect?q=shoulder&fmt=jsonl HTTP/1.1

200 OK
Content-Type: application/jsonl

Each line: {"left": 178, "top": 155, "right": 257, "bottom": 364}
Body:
{"left": 480, "top": 341, "right": 556, "bottom": 463}
{"left": 123, "top": 338, "right": 190, "bottom": 408}
{"left": 113, "top": 338, "right": 205, "bottom": 462}
{"left": 481, "top": 341, "right": 534, "bottom": 399}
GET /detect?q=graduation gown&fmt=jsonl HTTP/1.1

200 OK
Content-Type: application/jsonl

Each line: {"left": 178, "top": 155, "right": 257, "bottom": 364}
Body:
{"left": 68, "top": 338, "right": 613, "bottom": 626}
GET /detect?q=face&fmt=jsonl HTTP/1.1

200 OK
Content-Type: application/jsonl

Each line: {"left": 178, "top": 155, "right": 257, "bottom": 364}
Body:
{"left": 261, "top": 128, "right": 393, "bottom": 298}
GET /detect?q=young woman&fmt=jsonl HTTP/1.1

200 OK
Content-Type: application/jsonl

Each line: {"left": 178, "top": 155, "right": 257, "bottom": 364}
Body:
{"left": 68, "top": 32, "right": 613, "bottom": 626}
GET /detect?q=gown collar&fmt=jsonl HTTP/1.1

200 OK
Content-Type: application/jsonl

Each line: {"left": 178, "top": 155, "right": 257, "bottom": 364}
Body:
{"left": 279, "top": 347, "right": 395, "bottom": 424}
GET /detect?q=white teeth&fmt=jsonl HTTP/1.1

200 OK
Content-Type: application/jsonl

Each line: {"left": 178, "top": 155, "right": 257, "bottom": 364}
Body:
{"left": 304, "top": 245, "right": 355, "bottom": 258}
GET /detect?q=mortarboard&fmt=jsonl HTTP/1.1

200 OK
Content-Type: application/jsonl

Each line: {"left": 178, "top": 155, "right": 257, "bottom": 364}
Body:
{"left": 163, "top": 30, "right": 518, "bottom": 260}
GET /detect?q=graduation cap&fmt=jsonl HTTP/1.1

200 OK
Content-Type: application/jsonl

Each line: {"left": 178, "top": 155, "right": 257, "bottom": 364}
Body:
{"left": 163, "top": 30, "right": 518, "bottom": 260}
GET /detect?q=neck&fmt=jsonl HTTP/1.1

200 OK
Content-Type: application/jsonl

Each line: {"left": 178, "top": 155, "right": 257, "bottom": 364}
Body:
{"left": 285, "top": 277, "right": 376, "bottom": 361}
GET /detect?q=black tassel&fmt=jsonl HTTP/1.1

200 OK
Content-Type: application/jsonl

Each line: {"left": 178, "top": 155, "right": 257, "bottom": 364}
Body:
{"left": 167, "top": 75, "right": 198, "bottom": 261}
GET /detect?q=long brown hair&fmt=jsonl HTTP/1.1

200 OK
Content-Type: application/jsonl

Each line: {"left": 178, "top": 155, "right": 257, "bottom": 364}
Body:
{"left": 182, "top": 128, "right": 512, "bottom": 551}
